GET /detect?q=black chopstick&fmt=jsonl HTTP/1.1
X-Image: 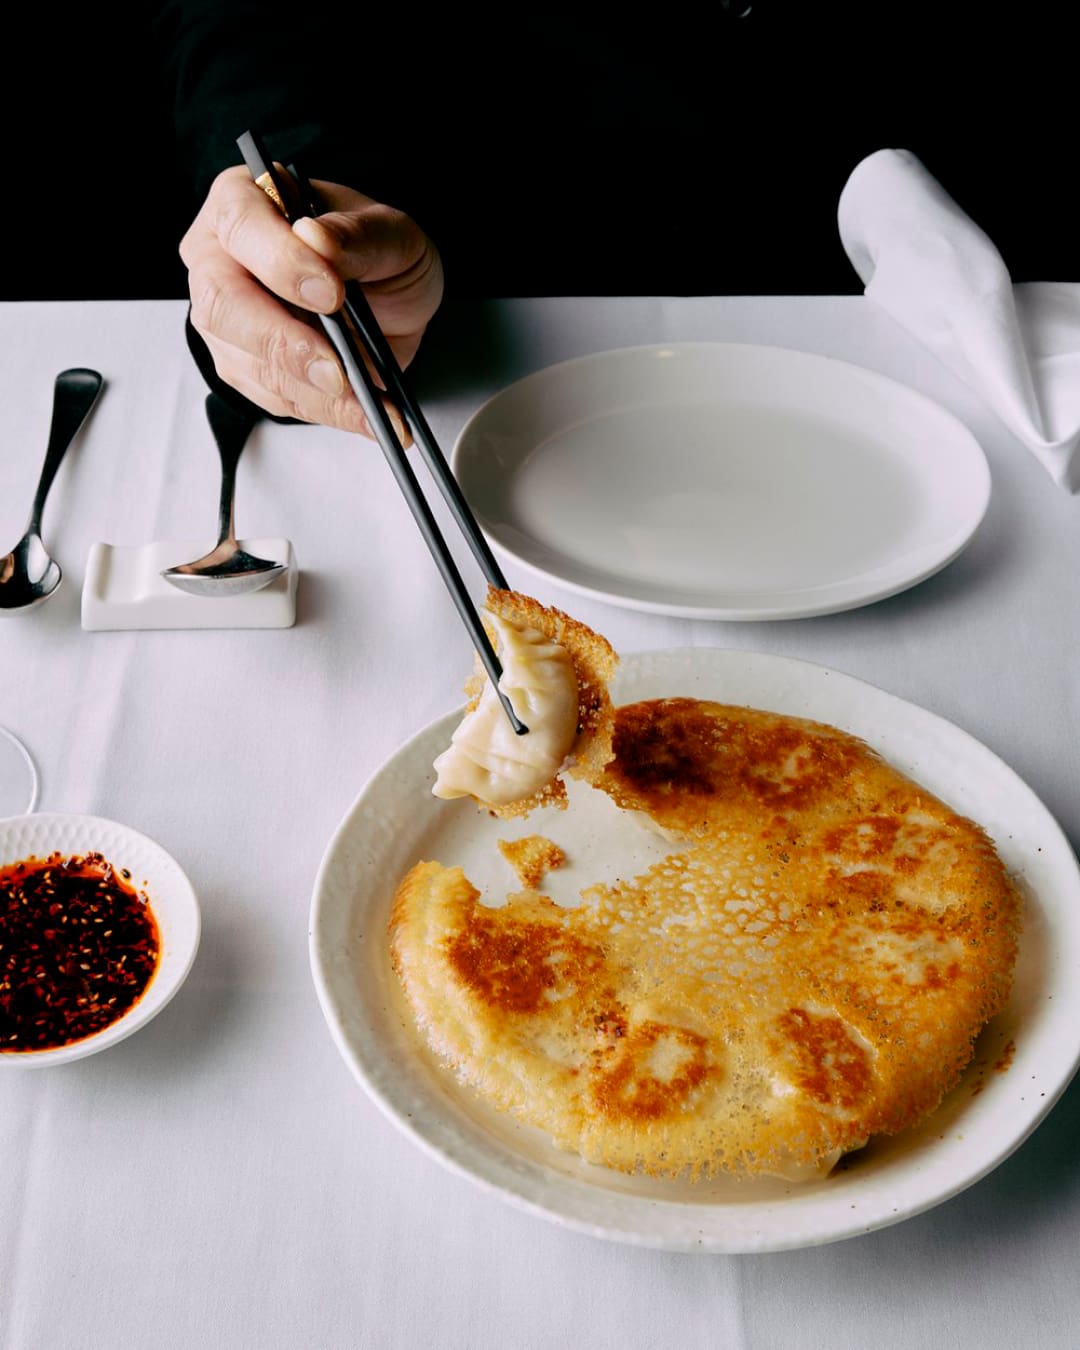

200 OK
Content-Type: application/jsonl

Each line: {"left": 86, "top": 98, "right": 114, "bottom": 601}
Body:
{"left": 286, "top": 164, "right": 511, "bottom": 593}
{"left": 236, "top": 131, "right": 527, "bottom": 735}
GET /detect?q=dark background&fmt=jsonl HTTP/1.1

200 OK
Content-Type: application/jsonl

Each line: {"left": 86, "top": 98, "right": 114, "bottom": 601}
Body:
{"left": 3, "top": 6, "right": 1075, "bottom": 303}
{"left": 1, "top": 9, "right": 193, "bottom": 300}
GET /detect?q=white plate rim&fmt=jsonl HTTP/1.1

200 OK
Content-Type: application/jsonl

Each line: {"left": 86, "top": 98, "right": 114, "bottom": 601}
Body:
{"left": 0, "top": 812, "right": 201, "bottom": 1067}
{"left": 309, "top": 649, "right": 1080, "bottom": 1253}
{"left": 451, "top": 342, "right": 992, "bottom": 620}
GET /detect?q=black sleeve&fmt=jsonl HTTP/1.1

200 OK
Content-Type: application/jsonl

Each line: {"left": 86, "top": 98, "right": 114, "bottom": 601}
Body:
{"left": 150, "top": 2, "right": 1075, "bottom": 306}
{"left": 152, "top": 0, "right": 390, "bottom": 419}
{"left": 152, "top": 0, "right": 433, "bottom": 418}
{"left": 150, "top": 0, "right": 401, "bottom": 203}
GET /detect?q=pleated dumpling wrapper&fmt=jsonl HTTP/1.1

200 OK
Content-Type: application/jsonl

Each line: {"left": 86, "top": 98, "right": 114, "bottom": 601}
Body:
{"left": 432, "top": 588, "right": 617, "bottom": 817}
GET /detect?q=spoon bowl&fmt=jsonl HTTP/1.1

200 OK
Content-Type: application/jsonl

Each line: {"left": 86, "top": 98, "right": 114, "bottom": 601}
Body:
{"left": 0, "top": 368, "right": 104, "bottom": 615}
{"left": 161, "top": 393, "right": 286, "bottom": 597}
{"left": 163, "top": 542, "right": 284, "bottom": 597}
{"left": 0, "top": 535, "right": 63, "bottom": 612}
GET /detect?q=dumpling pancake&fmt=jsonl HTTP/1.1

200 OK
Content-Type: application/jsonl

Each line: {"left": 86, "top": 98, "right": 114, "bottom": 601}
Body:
{"left": 390, "top": 698, "right": 1021, "bottom": 1180}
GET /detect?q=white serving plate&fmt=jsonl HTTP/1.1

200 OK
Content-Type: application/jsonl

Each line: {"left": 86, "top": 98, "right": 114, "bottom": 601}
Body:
{"left": 452, "top": 343, "right": 991, "bottom": 619}
{"left": 310, "top": 649, "right": 1080, "bottom": 1252}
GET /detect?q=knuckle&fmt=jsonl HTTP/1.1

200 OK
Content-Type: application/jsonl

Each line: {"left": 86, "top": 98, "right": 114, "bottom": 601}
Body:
{"left": 251, "top": 355, "right": 288, "bottom": 403}
{"left": 273, "top": 387, "right": 311, "bottom": 422}
{"left": 178, "top": 225, "right": 196, "bottom": 267}
{"left": 257, "top": 323, "right": 318, "bottom": 382}
{"left": 260, "top": 324, "right": 291, "bottom": 371}
{"left": 206, "top": 165, "right": 250, "bottom": 212}
{"left": 245, "top": 366, "right": 290, "bottom": 416}
{"left": 263, "top": 315, "right": 321, "bottom": 375}
{"left": 212, "top": 193, "right": 254, "bottom": 258}
{"left": 188, "top": 271, "right": 229, "bottom": 337}
{"left": 204, "top": 341, "right": 290, "bottom": 422}
{"left": 213, "top": 209, "right": 243, "bottom": 259}
{"left": 179, "top": 197, "right": 219, "bottom": 266}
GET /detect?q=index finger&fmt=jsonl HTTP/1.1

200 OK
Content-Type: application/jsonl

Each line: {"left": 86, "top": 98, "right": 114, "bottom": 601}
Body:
{"left": 202, "top": 166, "right": 344, "bottom": 316}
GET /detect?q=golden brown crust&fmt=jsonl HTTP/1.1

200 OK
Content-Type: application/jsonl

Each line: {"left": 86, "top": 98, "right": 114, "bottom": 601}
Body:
{"left": 586, "top": 697, "right": 881, "bottom": 832}
{"left": 497, "top": 835, "right": 567, "bottom": 889}
{"left": 391, "top": 698, "right": 1022, "bottom": 1179}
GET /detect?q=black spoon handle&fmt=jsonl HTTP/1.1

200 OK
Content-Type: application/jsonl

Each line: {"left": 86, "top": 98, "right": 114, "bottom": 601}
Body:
{"left": 29, "top": 368, "right": 105, "bottom": 533}
{"left": 205, "top": 391, "right": 256, "bottom": 547}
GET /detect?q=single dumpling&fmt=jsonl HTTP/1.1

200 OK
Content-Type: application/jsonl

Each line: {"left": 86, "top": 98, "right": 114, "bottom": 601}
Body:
{"left": 433, "top": 613, "right": 578, "bottom": 806}
{"left": 430, "top": 588, "right": 618, "bottom": 817}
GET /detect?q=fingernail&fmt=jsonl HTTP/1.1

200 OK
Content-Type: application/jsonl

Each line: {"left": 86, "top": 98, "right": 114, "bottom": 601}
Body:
{"left": 308, "top": 358, "right": 344, "bottom": 395}
{"left": 298, "top": 275, "right": 338, "bottom": 311}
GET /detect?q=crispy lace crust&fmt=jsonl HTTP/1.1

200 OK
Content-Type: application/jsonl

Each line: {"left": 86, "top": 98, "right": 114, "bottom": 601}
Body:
{"left": 392, "top": 698, "right": 1022, "bottom": 1179}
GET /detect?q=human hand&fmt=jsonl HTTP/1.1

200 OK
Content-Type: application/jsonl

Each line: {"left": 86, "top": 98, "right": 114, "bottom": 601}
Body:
{"left": 180, "top": 166, "right": 444, "bottom": 435}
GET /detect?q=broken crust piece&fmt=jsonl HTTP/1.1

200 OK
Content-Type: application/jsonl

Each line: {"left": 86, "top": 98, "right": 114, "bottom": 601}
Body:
{"left": 497, "top": 835, "right": 567, "bottom": 889}
{"left": 434, "top": 587, "right": 618, "bottom": 819}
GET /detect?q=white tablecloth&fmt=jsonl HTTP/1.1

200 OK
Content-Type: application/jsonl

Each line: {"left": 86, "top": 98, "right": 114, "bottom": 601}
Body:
{"left": 1, "top": 297, "right": 1078, "bottom": 1350}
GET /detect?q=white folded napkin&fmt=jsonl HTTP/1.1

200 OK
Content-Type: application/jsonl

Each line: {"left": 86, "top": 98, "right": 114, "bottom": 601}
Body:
{"left": 838, "top": 148, "right": 1080, "bottom": 492}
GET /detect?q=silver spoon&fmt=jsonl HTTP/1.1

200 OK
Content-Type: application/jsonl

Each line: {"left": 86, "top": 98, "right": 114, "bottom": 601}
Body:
{"left": 0, "top": 367, "right": 104, "bottom": 615}
{"left": 161, "top": 392, "right": 285, "bottom": 597}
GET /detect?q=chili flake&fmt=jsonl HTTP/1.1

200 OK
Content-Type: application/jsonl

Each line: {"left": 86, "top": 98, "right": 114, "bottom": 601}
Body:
{"left": 0, "top": 851, "right": 160, "bottom": 1053}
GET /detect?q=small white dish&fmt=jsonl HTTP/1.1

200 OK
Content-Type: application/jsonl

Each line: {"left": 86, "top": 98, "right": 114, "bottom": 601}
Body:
{"left": 0, "top": 813, "right": 201, "bottom": 1067}
{"left": 452, "top": 343, "right": 991, "bottom": 620}
{"left": 310, "top": 649, "right": 1080, "bottom": 1253}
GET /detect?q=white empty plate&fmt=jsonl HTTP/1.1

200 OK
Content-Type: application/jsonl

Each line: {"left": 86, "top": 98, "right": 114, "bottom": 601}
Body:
{"left": 309, "top": 649, "right": 1080, "bottom": 1253}
{"left": 452, "top": 344, "right": 991, "bottom": 619}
